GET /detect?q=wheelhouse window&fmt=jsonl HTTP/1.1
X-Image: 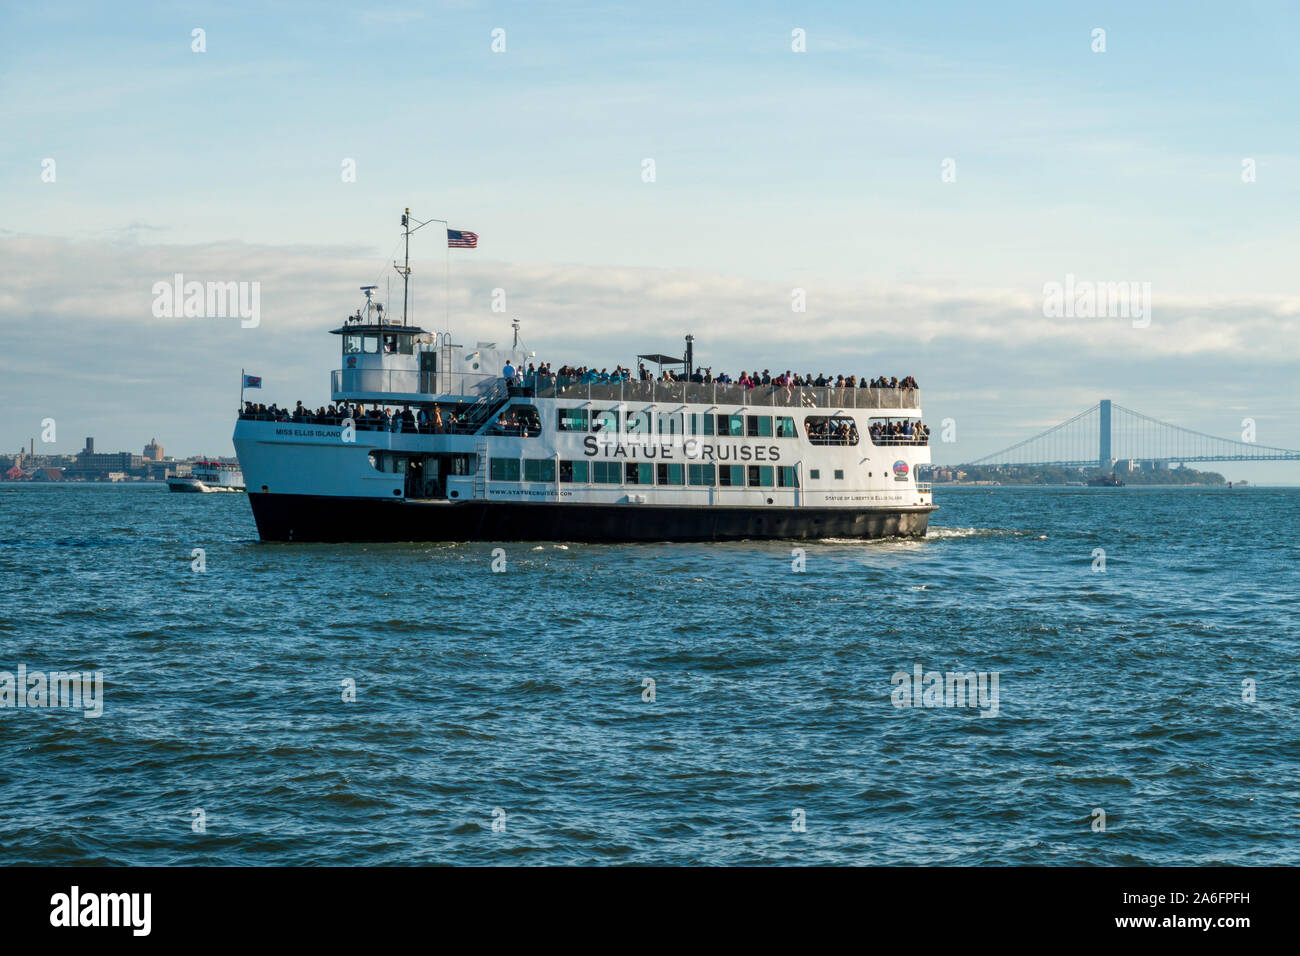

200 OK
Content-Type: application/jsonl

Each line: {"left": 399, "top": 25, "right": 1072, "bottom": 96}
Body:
{"left": 747, "top": 465, "right": 774, "bottom": 487}
{"left": 362, "top": 332, "right": 379, "bottom": 354}
{"left": 688, "top": 463, "right": 715, "bottom": 486}
{"left": 718, "top": 465, "right": 744, "bottom": 486}
{"left": 489, "top": 458, "right": 520, "bottom": 481}
{"left": 523, "top": 459, "right": 555, "bottom": 482}
{"left": 343, "top": 333, "right": 364, "bottom": 354}
{"left": 775, "top": 416, "right": 798, "bottom": 438}
{"left": 746, "top": 415, "right": 773, "bottom": 438}
{"left": 560, "top": 460, "right": 589, "bottom": 483}
{"left": 382, "top": 332, "right": 414, "bottom": 355}
{"left": 557, "top": 408, "right": 588, "bottom": 432}
{"left": 657, "top": 463, "right": 685, "bottom": 485}
{"left": 805, "top": 415, "right": 859, "bottom": 446}
{"left": 625, "top": 462, "right": 652, "bottom": 484}
{"left": 592, "top": 461, "right": 620, "bottom": 483}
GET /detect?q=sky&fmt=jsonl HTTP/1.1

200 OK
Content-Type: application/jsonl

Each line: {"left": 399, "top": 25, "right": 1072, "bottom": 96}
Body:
{"left": 3, "top": 1, "right": 1299, "bottom": 481}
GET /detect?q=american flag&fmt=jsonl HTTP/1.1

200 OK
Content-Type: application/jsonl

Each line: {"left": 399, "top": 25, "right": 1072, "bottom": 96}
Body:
{"left": 447, "top": 228, "right": 478, "bottom": 248}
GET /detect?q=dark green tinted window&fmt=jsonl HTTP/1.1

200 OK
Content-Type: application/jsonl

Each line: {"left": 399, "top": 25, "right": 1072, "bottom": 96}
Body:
{"left": 558, "top": 408, "right": 588, "bottom": 431}
{"left": 523, "top": 459, "right": 555, "bottom": 482}
{"left": 657, "top": 463, "right": 685, "bottom": 485}
{"left": 688, "top": 464, "right": 715, "bottom": 486}
{"left": 560, "top": 460, "right": 589, "bottom": 482}
{"left": 489, "top": 458, "right": 520, "bottom": 481}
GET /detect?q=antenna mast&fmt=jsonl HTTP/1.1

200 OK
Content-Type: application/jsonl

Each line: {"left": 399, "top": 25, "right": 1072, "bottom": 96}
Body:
{"left": 396, "top": 207, "right": 449, "bottom": 330}
{"left": 397, "top": 208, "right": 412, "bottom": 327}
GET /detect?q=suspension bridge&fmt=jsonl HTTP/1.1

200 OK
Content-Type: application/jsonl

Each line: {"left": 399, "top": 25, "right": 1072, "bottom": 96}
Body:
{"left": 967, "top": 400, "right": 1300, "bottom": 469}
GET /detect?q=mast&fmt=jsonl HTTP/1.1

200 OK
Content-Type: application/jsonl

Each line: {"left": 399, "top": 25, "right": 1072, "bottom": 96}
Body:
{"left": 398, "top": 208, "right": 412, "bottom": 327}
{"left": 396, "top": 207, "right": 448, "bottom": 331}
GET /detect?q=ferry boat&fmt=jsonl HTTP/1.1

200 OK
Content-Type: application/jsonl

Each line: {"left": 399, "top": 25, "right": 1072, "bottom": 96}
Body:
{"left": 1087, "top": 473, "right": 1125, "bottom": 487}
{"left": 232, "top": 211, "right": 936, "bottom": 542}
{"left": 167, "top": 461, "right": 245, "bottom": 493}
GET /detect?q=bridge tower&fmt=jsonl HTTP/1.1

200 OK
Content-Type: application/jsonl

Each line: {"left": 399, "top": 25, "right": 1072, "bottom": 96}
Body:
{"left": 1098, "top": 399, "right": 1111, "bottom": 468}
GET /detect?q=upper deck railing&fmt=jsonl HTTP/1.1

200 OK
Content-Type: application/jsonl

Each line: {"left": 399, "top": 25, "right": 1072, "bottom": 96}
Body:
{"left": 531, "top": 379, "right": 919, "bottom": 410}
{"left": 327, "top": 369, "right": 919, "bottom": 411}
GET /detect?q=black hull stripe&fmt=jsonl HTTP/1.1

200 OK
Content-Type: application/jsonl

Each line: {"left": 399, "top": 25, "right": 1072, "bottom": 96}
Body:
{"left": 247, "top": 493, "right": 936, "bottom": 543}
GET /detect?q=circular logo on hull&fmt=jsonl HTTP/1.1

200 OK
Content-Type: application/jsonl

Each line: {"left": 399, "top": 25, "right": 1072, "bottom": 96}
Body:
{"left": 893, "top": 459, "right": 909, "bottom": 478}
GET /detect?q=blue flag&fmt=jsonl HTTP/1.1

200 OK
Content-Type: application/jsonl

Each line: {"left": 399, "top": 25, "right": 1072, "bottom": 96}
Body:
{"left": 243, "top": 374, "right": 262, "bottom": 389}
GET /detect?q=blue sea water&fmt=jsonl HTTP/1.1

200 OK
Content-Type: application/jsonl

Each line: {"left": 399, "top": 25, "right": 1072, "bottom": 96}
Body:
{"left": 0, "top": 482, "right": 1296, "bottom": 866}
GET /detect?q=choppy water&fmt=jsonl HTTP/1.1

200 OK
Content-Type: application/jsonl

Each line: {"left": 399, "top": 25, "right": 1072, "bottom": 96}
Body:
{"left": 1, "top": 483, "right": 1296, "bottom": 865}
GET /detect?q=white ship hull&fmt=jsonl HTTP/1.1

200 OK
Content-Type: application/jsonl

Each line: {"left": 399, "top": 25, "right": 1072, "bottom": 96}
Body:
{"left": 234, "top": 386, "right": 935, "bottom": 542}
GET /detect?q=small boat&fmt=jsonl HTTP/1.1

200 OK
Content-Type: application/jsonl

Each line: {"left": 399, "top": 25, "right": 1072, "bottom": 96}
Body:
{"left": 167, "top": 461, "right": 245, "bottom": 493}
{"left": 1086, "top": 474, "right": 1125, "bottom": 487}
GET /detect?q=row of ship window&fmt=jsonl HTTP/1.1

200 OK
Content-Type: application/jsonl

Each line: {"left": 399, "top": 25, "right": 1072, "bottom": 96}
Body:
{"left": 557, "top": 408, "right": 801, "bottom": 438}
{"left": 490, "top": 459, "right": 804, "bottom": 487}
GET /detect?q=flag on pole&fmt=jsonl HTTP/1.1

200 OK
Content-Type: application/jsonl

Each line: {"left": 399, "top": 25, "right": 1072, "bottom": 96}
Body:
{"left": 447, "top": 229, "right": 478, "bottom": 248}
{"left": 243, "top": 374, "right": 262, "bottom": 389}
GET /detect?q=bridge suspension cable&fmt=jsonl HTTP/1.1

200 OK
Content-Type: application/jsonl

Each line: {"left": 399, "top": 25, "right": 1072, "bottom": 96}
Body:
{"left": 966, "top": 400, "right": 1300, "bottom": 466}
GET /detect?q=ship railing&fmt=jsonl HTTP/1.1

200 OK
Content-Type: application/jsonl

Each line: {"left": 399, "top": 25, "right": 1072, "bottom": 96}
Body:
{"left": 529, "top": 379, "right": 918, "bottom": 410}
{"left": 331, "top": 367, "right": 424, "bottom": 395}
{"left": 917, "top": 482, "right": 933, "bottom": 494}
{"left": 870, "top": 436, "right": 930, "bottom": 446}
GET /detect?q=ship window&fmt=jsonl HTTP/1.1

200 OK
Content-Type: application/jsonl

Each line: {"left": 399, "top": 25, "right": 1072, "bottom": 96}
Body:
{"left": 834, "top": 469, "right": 845, "bottom": 480}
{"left": 343, "top": 333, "right": 363, "bottom": 354}
{"left": 592, "top": 461, "right": 620, "bottom": 483}
{"left": 718, "top": 465, "right": 744, "bottom": 486}
{"left": 717, "top": 414, "right": 744, "bottom": 437}
{"left": 775, "top": 416, "right": 797, "bottom": 438}
{"left": 748, "top": 465, "right": 774, "bottom": 487}
{"left": 778, "top": 466, "right": 799, "bottom": 487}
{"left": 488, "top": 404, "right": 541, "bottom": 437}
{"left": 625, "top": 462, "right": 652, "bottom": 484}
{"left": 657, "top": 463, "right": 685, "bottom": 485}
{"left": 688, "top": 463, "right": 715, "bottom": 486}
{"left": 805, "top": 415, "right": 859, "bottom": 446}
{"left": 362, "top": 333, "right": 379, "bottom": 354}
{"left": 658, "top": 412, "right": 684, "bottom": 436}
{"left": 489, "top": 458, "right": 520, "bottom": 481}
{"left": 746, "top": 415, "right": 773, "bottom": 437}
{"left": 560, "top": 460, "right": 589, "bottom": 483}
{"left": 691, "top": 413, "right": 715, "bottom": 436}
{"left": 809, "top": 469, "right": 820, "bottom": 479}
{"left": 625, "top": 410, "right": 651, "bottom": 434}
{"left": 557, "top": 408, "right": 588, "bottom": 431}
{"left": 523, "top": 459, "right": 555, "bottom": 482}
{"left": 591, "top": 409, "right": 619, "bottom": 433}
{"left": 382, "top": 333, "right": 413, "bottom": 355}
